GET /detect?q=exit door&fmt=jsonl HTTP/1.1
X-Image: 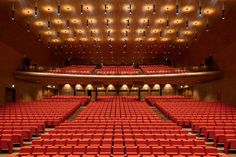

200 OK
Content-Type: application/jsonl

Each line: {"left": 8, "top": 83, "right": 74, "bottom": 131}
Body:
{"left": 5, "top": 87, "right": 16, "bottom": 103}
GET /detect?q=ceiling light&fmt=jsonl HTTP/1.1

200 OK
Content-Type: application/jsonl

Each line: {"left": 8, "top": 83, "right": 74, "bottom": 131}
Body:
{"left": 42, "top": 5, "right": 54, "bottom": 13}
{"left": 204, "top": 8, "right": 215, "bottom": 15}
{"left": 182, "top": 5, "right": 194, "bottom": 13}
{"left": 34, "top": 20, "right": 45, "bottom": 26}
{"left": 22, "top": 8, "right": 33, "bottom": 15}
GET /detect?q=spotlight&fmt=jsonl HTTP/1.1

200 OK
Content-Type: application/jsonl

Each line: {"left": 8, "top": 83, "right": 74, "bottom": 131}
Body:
{"left": 11, "top": 4, "right": 15, "bottom": 21}
{"left": 206, "top": 19, "right": 209, "bottom": 32}
{"left": 185, "top": 41, "right": 188, "bottom": 48}
{"left": 199, "top": 1, "right": 202, "bottom": 17}
{"left": 160, "top": 31, "right": 162, "bottom": 38}
{"left": 166, "top": 18, "right": 169, "bottom": 28}
{"left": 38, "top": 34, "right": 41, "bottom": 41}
{"left": 195, "top": 32, "right": 197, "bottom": 41}
{"left": 129, "top": 4, "right": 132, "bottom": 14}
{"left": 176, "top": 0, "right": 179, "bottom": 15}
{"left": 127, "top": 19, "right": 130, "bottom": 27}
{"left": 153, "top": 4, "right": 156, "bottom": 14}
{"left": 48, "top": 41, "right": 51, "bottom": 48}
{"left": 48, "top": 20, "right": 51, "bottom": 29}
{"left": 27, "top": 22, "right": 30, "bottom": 32}
{"left": 106, "top": 19, "right": 109, "bottom": 27}
{"left": 35, "top": 0, "right": 38, "bottom": 17}
{"left": 186, "top": 19, "right": 189, "bottom": 29}
{"left": 57, "top": 0, "right": 60, "bottom": 15}
{"left": 222, "top": 2, "right": 225, "bottom": 20}
{"left": 67, "top": 19, "right": 70, "bottom": 28}
{"left": 81, "top": 4, "right": 83, "bottom": 14}
{"left": 105, "top": 4, "right": 107, "bottom": 15}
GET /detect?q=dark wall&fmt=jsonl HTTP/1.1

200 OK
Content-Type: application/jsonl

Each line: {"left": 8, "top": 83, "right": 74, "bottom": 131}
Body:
{"left": 0, "top": 4, "right": 53, "bottom": 104}
{"left": 173, "top": 3, "right": 236, "bottom": 103}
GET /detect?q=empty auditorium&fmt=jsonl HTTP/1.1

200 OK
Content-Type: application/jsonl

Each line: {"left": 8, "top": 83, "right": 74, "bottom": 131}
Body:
{"left": 0, "top": 0, "right": 236, "bottom": 157}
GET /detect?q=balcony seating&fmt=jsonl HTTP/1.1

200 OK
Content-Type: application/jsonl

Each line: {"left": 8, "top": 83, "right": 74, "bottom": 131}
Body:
{"left": 48, "top": 65, "right": 96, "bottom": 75}
{"left": 97, "top": 66, "right": 139, "bottom": 75}
{"left": 140, "top": 65, "right": 189, "bottom": 74}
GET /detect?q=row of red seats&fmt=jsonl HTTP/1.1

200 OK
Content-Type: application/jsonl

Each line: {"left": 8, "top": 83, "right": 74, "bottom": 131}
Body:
{"left": 140, "top": 65, "right": 189, "bottom": 75}
{"left": 31, "top": 139, "right": 204, "bottom": 147}
{"left": 96, "top": 96, "right": 140, "bottom": 102}
{"left": 17, "top": 145, "right": 219, "bottom": 157}
{"left": 97, "top": 66, "right": 139, "bottom": 75}
{"left": 145, "top": 96, "right": 236, "bottom": 153}
{"left": 48, "top": 65, "right": 96, "bottom": 75}
{"left": 46, "top": 130, "right": 187, "bottom": 135}
{"left": 8, "top": 155, "right": 225, "bottom": 157}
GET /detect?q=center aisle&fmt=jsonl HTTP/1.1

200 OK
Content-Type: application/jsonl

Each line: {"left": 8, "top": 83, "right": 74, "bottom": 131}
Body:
{"left": 16, "top": 96, "right": 219, "bottom": 157}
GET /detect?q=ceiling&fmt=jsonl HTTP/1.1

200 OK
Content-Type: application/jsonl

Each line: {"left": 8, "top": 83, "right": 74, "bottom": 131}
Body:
{"left": 0, "top": 0, "right": 230, "bottom": 65}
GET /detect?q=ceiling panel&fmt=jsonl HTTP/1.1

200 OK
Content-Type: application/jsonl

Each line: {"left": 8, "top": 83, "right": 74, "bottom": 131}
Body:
{"left": 1, "top": 0, "right": 230, "bottom": 65}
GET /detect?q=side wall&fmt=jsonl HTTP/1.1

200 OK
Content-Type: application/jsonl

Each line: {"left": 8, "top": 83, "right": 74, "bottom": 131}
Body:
{"left": 0, "top": 6, "right": 53, "bottom": 104}
{"left": 173, "top": 4, "right": 236, "bottom": 103}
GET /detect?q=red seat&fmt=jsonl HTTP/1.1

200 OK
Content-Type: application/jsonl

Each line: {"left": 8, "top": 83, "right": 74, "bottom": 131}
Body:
{"left": 59, "top": 146, "right": 73, "bottom": 155}
{"left": 45, "top": 146, "right": 59, "bottom": 155}
{"left": 138, "top": 146, "right": 152, "bottom": 155}
{"left": 152, "top": 146, "right": 165, "bottom": 155}
{"left": 192, "top": 147, "right": 206, "bottom": 156}
{"left": 99, "top": 146, "right": 111, "bottom": 155}
{"left": 165, "top": 146, "right": 178, "bottom": 155}
{"left": 19, "top": 147, "right": 32, "bottom": 156}
{"left": 86, "top": 146, "right": 99, "bottom": 155}
{"left": 73, "top": 146, "right": 86, "bottom": 155}
{"left": 205, "top": 147, "right": 218, "bottom": 156}
{"left": 32, "top": 146, "right": 45, "bottom": 155}
{"left": 125, "top": 146, "right": 138, "bottom": 155}
{"left": 178, "top": 146, "right": 192, "bottom": 155}
{"left": 113, "top": 146, "right": 125, "bottom": 155}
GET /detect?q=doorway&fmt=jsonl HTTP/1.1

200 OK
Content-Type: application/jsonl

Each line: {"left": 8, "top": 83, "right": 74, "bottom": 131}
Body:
{"left": 87, "top": 90, "right": 92, "bottom": 97}
{"left": 5, "top": 87, "right": 16, "bottom": 103}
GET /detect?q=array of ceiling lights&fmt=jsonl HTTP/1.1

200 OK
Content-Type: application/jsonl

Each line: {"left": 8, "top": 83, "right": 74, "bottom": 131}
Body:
{"left": 10, "top": 0, "right": 225, "bottom": 52}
